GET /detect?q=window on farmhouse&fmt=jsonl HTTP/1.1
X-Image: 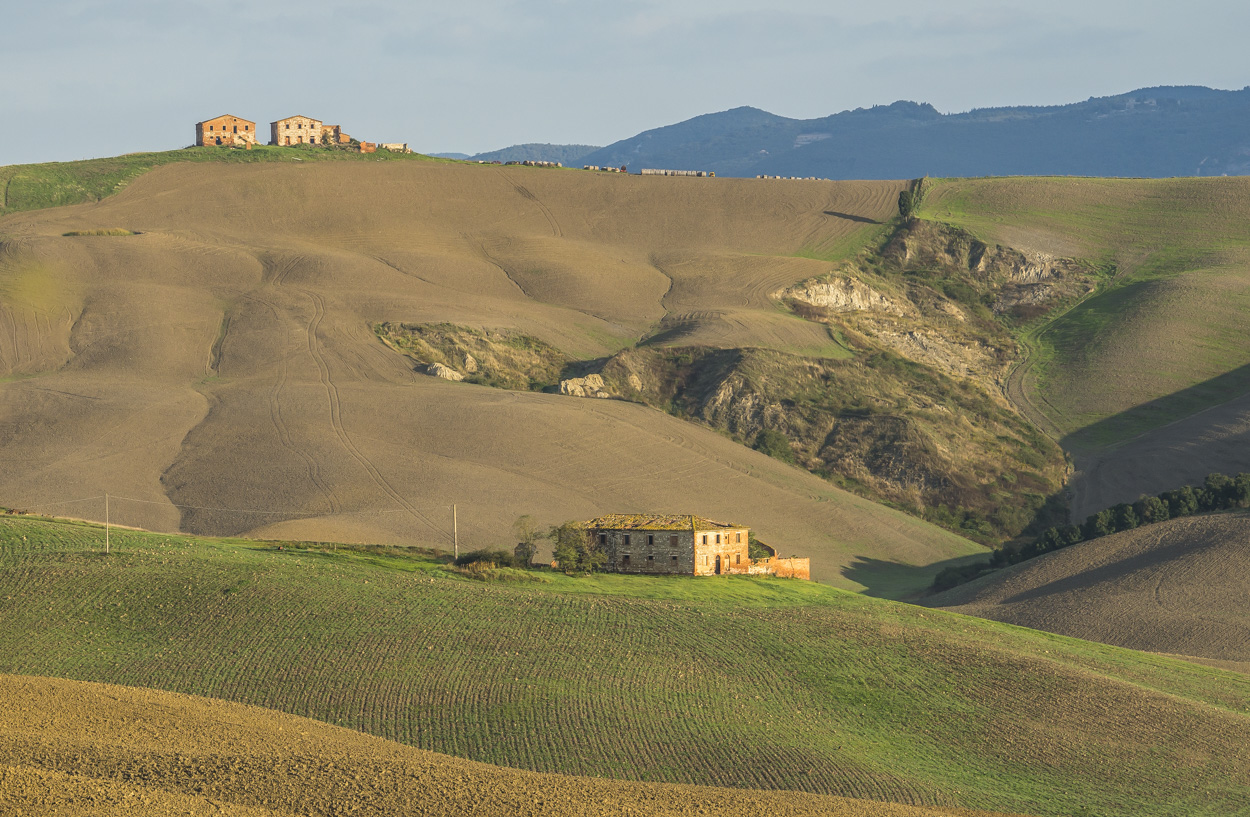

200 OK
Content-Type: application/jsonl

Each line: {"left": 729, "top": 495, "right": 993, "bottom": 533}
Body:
{"left": 647, "top": 534, "right": 654, "bottom": 546}
{"left": 702, "top": 535, "right": 707, "bottom": 544}
{"left": 736, "top": 532, "right": 741, "bottom": 543}
{"left": 736, "top": 554, "right": 741, "bottom": 564}
{"left": 716, "top": 534, "right": 721, "bottom": 544}
{"left": 624, "top": 534, "right": 631, "bottom": 546}
{"left": 671, "top": 555, "right": 678, "bottom": 562}
{"left": 623, "top": 555, "right": 631, "bottom": 567}
{"left": 598, "top": 533, "right": 607, "bottom": 545}
{"left": 647, "top": 555, "right": 654, "bottom": 563}
{"left": 670, "top": 535, "right": 679, "bottom": 547}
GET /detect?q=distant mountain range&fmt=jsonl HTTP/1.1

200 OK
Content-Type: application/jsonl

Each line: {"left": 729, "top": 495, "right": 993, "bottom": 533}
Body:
{"left": 432, "top": 143, "right": 601, "bottom": 166}
{"left": 453, "top": 87, "right": 1250, "bottom": 179}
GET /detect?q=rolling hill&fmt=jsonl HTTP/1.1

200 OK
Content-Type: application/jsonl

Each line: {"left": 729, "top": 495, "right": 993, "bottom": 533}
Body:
{"left": 579, "top": 86, "right": 1250, "bottom": 179}
{"left": 927, "top": 511, "right": 1250, "bottom": 670}
{"left": 917, "top": 175, "right": 1250, "bottom": 518}
{"left": 0, "top": 675, "right": 1012, "bottom": 817}
{"left": 0, "top": 153, "right": 996, "bottom": 595}
{"left": 1, "top": 514, "right": 1248, "bottom": 816}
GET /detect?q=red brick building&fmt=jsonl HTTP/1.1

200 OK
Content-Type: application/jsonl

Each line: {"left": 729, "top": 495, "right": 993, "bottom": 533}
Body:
{"left": 195, "top": 115, "right": 257, "bottom": 147}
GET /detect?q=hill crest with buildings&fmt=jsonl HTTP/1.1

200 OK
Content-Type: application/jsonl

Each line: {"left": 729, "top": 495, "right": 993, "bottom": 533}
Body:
{"left": 194, "top": 113, "right": 409, "bottom": 154}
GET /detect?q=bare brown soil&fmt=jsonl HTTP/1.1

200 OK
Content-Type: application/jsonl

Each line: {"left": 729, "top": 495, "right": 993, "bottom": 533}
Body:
{"left": 927, "top": 511, "right": 1250, "bottom": 664}
{"left": 1067, "top": 391, "right": 1250, "bottom": 519}
{"left": 0, "top": 162, "right": 978, "bottom": 590}
{"left": 0, "top": 674, "right": 1018, "bottom": 817}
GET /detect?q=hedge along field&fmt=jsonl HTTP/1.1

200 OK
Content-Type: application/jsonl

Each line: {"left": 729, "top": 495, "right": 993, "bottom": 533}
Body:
{"left": 1, "top": 517, "right": 1249, "bottom": 816}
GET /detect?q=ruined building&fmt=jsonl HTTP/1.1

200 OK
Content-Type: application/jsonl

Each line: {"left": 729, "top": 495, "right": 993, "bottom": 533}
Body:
{"left": 195, "top": 115, "right": 257, "bottom": 147}
{"left": 270, "top": 115, "right": 323, "bottom": 146}
{"left": 583, "top": 514, "right": 809, "bottom": 579}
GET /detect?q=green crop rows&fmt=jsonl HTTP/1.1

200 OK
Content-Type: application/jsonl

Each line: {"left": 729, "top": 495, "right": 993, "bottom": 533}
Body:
{"left": 1, "top": 516, "right": 1248, "bottom": 816}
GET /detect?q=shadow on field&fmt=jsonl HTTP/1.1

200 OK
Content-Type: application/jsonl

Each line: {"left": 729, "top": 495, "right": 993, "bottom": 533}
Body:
{"left": 823, "top": 210, "right": 883, "bottom": 225}
{"left": 1064, "top": 361, "right": 1250, "bottom": 451}
{"left": 842, "top": 553, "right": 990, "bottom": 600}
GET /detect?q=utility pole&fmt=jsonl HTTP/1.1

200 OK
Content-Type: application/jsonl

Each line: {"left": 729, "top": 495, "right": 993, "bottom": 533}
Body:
{"left": 452, "top": 504, "right": 458, "bottom": 560}
{"left": 105, "top": 493, "right": 110, "bottom": 555}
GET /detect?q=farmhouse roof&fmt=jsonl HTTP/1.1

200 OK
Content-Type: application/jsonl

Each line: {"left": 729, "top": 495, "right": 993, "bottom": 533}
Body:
{"left": 584, "top": 514, "right": 740, "bottom": 531}
{"left": 270, "top": 114, "right": 323, "bottom": 124}
{"left": 197, "top": 114, "right": 255, "bottom": 125}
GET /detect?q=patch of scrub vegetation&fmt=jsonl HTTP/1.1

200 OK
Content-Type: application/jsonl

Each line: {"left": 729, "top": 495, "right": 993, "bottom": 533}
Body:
{"left": 2, "top": 514, "right": 1249, "bottom": 817}
{"left": 591, "top": 344, "right": 1062, "bottom": 544}
{"left": 61, "top": 228, "right": 138, "bottom": 237}
{"left": 375, "top": 322, "right": 570, "bottom": 391}
{"left": 0, "top": 145, "right": 447, "bottom": 217}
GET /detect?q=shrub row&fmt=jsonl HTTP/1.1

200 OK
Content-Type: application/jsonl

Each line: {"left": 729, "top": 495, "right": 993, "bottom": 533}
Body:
{"left": 932, "top": 472, "right": 1250, "bottom": 591}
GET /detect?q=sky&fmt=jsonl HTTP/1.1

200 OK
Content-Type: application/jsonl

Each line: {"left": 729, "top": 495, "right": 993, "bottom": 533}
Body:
{"left": 5, "top": 0, "right": 1249, "bottom": 166}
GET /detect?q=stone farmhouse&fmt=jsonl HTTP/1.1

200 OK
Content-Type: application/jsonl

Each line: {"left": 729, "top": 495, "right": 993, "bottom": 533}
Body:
{"left": 271, "top": 115, "right": 324, "bottom": 146}
{"left": 583, "top": 514, "right": 810, "bottom": 579}
{"left": 195, "top": 115, "right": 258, "bottom": 147}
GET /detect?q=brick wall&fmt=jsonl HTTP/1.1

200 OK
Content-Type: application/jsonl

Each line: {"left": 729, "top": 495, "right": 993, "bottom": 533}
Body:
{"left": 196, "top": 116, "right": 258, "bottom": 147}
{"left": 271, "top": 116, "right": 323, "bottom": 146}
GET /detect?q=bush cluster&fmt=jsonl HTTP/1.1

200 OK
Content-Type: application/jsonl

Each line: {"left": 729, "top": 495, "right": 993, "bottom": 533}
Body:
{"left": 932, "top": 472, "right": 1250, "bottom": 592}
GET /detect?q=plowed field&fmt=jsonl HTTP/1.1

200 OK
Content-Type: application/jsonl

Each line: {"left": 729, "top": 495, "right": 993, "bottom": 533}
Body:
{"left": 0, "top": 674, "right": 1022, "bottom": 817}
{"left": 0, "top": 159, "right": 977, "bottom": 594}
{"left": 1, "top": 515, "right": 1248, "bottom": 816}
{"left": 928, "top": 511, "right": 1250, "bottom": 665}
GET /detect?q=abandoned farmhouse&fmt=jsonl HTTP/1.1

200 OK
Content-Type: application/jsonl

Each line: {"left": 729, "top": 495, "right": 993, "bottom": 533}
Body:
{"left": 194, "top": 114, "right": 407, "bottom": 153}
{"left": 583, "top": 514, "right": 810, "bottom": 579}
{"left": 195, "top": 115, "right": 258, "bottom": 147}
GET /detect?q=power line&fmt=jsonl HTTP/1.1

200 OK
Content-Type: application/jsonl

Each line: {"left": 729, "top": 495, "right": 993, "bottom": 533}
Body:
{"left": 13, "top": 495, "right": 105, "bottom": 510}
{"left": 7, "top": 492, "right": 458, "bottom": 537}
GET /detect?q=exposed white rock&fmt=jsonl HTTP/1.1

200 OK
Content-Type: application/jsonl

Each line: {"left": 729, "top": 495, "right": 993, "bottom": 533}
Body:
{"left": 776, "top": 276, "right": 907, "bottom": 315}
{"left": 463, "top": 353, "right": 478, "bottom": 373}
{"left": 560, "top": 373, "right": 612, "bottom": 398}
{"left": 426, "top": 362, "right": 464, "bottom": 381}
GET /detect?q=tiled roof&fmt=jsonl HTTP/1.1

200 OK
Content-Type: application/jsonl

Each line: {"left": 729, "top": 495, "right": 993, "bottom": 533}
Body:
{"left": 584, "top": 514, "right": 740, "bottom": 531}
{"left": 198, "top": 114, "right": 255, "bottom": 125}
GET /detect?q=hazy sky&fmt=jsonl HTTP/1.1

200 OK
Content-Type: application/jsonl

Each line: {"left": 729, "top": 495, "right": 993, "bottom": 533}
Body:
{"left": 6, "top": 1, "right": 1248, "bottom": 166}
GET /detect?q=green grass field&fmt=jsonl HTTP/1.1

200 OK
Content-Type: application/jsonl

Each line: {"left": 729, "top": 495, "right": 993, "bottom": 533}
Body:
{"left": 1, "top": 515, "right": 1247, "bottom": 816}
{"left": 921, "top": 176, "right": 1250, "bottom": 450}
{"left": 0, "top": 145, "right": 448, "bottom": 217}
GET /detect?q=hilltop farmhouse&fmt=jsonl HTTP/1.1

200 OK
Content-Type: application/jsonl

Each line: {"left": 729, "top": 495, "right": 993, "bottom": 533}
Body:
{"left": 195, "top": 114, "right": 368, "bottom": 149}
{"left": 271, "top": 115, "right": 323, "bottom": 146}
{"left": 195, "top": 115, "right": 258, "bottom": 147}
{"left": 584, "top": 514, "right": 809, "bottom": 579}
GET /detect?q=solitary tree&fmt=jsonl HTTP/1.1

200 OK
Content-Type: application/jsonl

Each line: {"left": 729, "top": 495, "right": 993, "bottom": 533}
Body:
{"left": 512, "top": 514, "right": 542, "bottom": 567}
{"left": 549, "top": 521, "right": 605, "bottom": 574}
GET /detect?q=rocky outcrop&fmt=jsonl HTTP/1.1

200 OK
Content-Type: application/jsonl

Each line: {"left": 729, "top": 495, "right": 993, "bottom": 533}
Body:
{"left": 883, "top": 220, "right": 1090, "bottom": 317}
{"left": 862, "top": 323, "right": 999, "bottom": 381}
{"left": 559, "top": 373, "right": 613, "bottom": 398}
{"left": 776, "top": 275, "right": 908, "bottom": 315}
{"left": 426, "top": 362, "right": 464, "bottom": 381}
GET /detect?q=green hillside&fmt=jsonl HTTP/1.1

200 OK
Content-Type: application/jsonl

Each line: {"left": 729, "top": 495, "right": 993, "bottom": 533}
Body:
{"left": 921, "top": 176, "right": 1250, "bottom": 450}
{"left": 0, "top": 145, "right": 444, "bottom": 217}
{"left": 1, "top": 515, "right": 1247, "bottom": 816}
